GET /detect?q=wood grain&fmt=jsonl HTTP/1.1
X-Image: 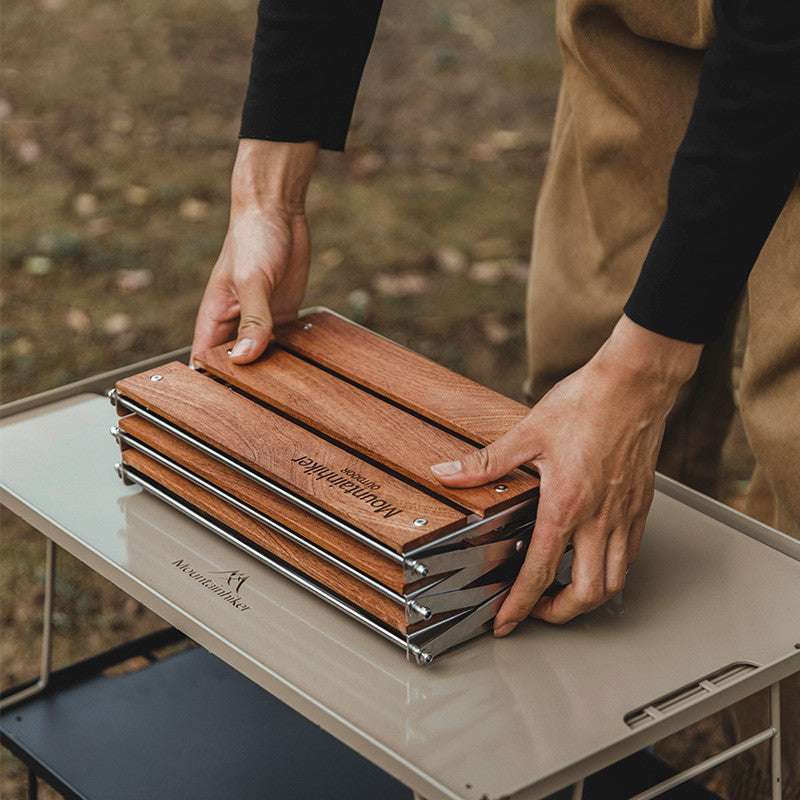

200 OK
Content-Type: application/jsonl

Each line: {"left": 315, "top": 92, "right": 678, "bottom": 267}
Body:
{"left": 116, "top": 362, "right": 465, "bottom": 552}
{"left": 122, "top": 448, "right": 411, "bottom": 633}
{"left": 274, "top": 310, "right": 531, "bottom": 446}
{"left": 195, "top": 343, "right": 538, "bottom": 516}
{"left": 119, "top": 415, "right": 408, "bottom": 592}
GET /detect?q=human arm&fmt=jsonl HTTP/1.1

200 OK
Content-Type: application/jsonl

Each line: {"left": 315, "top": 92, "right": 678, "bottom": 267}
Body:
{"left": 433, "top": 0, "right": 800, "bottom": 634}
{"left": 433, "top": 316, "right": 701, "bottom": 636}
{"left": 191, "top": 1, "right": 383, "bottom": 361}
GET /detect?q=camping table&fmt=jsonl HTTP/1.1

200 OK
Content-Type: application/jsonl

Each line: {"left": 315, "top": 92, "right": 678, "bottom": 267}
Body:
{"left": 2, "top": 340, "right": 799, "bottom": 800}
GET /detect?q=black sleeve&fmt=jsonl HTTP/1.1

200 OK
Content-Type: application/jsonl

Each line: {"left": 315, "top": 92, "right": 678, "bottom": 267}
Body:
{"left": 239, "top": 0, "right": 383, "bottom": 152}
{"left": 624, "top": 0, "right": 800, "bottom": 343}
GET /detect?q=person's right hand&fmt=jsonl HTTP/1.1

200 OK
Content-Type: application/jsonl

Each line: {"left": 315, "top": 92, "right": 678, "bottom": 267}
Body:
{"left": 191, "top": 138, "right": 319, "bottom": 365}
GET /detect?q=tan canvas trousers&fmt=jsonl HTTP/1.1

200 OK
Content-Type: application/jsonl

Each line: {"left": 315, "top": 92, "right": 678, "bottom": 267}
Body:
{"left": 526, "top": 1, "right": 800, "bottom": 797}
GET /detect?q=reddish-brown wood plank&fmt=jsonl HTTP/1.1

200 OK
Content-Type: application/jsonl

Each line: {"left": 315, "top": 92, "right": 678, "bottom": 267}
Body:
{"left": 122, "top": 448, "right": 411, "bottom": 633}
{"left": 195, "top": 344, "right": 538, "bottom": 517}
{"left": 119, "top": 415, "right": 408, "bottom": 592}
{"left": 273, "top": 310, "right": 531, "bottom": 445}
{"left": 116, "top": 362, "right": 465, "bottom": 553}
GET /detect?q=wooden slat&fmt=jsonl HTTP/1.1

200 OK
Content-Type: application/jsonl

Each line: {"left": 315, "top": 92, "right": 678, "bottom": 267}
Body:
{"left": 195, "top": 344, "right": 538, "bottom": 517}
{"left": 273, "top": 310, "right": 531, "bottom": 445}
{"left": 119, "top": 415, "right": 407, "bottom": 592}
{"left": 122, "top": 448, "right": 411, "bottom": 633}
{"left": 116, "top": 362, "right": 466, "bottom": 553}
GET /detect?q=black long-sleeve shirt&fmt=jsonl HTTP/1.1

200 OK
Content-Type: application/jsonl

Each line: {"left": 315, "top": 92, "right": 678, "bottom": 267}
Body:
{"left": 240, "top": 0, "right": 800, "bottom": 344}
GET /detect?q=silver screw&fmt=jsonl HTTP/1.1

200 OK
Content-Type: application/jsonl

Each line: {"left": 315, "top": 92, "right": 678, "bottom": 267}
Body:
{"left": 227, "top": 348, "right": 232, "bottom": 355}
{"left": 302, "top": 321, "right": 313, "bottom": 330}
{"left": 494, "top": 484, "right": 508, "bottom": 492}
{"left": 419, "top": 651, "right": 433, "bottom": 665}
{"left": 150, "top": 374, "right": 163, "bottom": 382}
{"left": 515, "top": 539, "right": 525, "bottom": 552}
{"left": 412, "top": 562, "right": 429, "bottom": 577}
{"left": 413, "top": 518, "right": 428, "bottom": 527}
{"left": 410, "top": 601, "right": 432, "bottom": 620}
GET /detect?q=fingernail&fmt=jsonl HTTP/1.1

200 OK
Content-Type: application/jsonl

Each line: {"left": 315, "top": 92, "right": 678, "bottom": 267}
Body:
{"left": 494, "top": 623, "right": 516, "bottom": 638}
{"left": 229, "top": 338, "right": 253, "bottom": 358}
{"left": 431, "top": 460, "right": 463, "bottom": 476}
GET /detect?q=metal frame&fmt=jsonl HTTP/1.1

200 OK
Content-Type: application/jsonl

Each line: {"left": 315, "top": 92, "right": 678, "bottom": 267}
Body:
{"left": 0, "top": 539, "right": 56, "bottom": 712}
{"left": 569, "top": 682, "right": 782, "bottom": 800}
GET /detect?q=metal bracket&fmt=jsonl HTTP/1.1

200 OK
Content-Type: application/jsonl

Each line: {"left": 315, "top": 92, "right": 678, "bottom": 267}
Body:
{"left": 0, "top": 538, "right": 56, "bottom": 711}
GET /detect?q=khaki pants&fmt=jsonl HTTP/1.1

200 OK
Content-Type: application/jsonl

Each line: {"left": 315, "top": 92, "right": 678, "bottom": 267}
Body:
{"left": 526, "top": 1, "right": 800, "bottom": 797}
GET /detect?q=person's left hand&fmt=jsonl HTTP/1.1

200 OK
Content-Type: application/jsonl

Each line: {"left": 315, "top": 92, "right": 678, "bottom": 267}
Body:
{"left": 430, "top": 315, "right": 702, "bottom": 636}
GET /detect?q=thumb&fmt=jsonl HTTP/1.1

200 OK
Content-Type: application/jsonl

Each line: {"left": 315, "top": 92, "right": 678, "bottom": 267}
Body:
{"left": 229, "top": 278, "right": 273, "bottom": 364}
{"left": 430, "top": 424, "right": 535, "bottom": 488}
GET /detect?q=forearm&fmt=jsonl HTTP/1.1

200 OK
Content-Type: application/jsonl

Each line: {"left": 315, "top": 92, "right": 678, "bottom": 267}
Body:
{"left": 231, "top": 139, "right": 319, "bottom": 216}
{"left": 625, "top": 0, "right": 800, "bottom": 343}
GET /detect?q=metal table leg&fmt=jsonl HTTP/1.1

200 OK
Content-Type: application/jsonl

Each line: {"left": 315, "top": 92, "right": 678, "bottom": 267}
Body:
{"left": 623, "top": 681, "right": 782, "bottom": 800}
{"left": 0, "top": 538, "right": 56, "bottom": 711}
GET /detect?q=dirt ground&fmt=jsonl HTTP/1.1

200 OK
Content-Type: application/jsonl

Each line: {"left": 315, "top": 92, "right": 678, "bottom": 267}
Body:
{"left": 2, "top": 0, "right": 756, "bottom": 796}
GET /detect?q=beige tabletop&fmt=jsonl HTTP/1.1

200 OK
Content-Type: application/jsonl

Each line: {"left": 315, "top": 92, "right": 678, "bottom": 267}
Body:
{"left": 2, "top": 379, "right": 799, "bottom": 800}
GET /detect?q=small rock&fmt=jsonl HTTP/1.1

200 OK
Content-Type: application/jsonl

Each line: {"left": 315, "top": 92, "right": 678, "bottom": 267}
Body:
{"left": 110, "top": 112, "right": 134, "bottom": 135}
{"left": 11, "top": 337, "right": 34, "bottom": 356}
{"left": 374, "top": 272, "right": 429, "bottom": 298}
{"left": 115, "top": 268, "right": 152, "bottom": 293}
{"left": 468, "top": 260, "right": 503, "bottom": 284}
{"left": 125, "top": 185, "right": 150, "bottom": 206}
{"left": 23, "top": 255, "right": 53, "bottom": 276}
{"left": 315, "top": 248, "right": 344, "bottom": 271}
{"left": 18, "top": 140, "right": 41, "bottom": 165}
{"left": 481, "top": 316, "right": 511, "bottom": 345}
{"left": 351, "top": 151, "right": 385, "bottom": 176}
{"left": 104, "top": 313, "right": 132, "bottom": 336}
{"left": 179, "top": 198, "right": 209, "bottom": 222}
{"left": 491, "top": 129, "right": 526, "bottom": 152}
{"left": 72, "top": 192, "right": 98, "bottom": 218}
{"left": 0, "top": 99, "right": 12, "bottom": 121}
{"left": 65, "top": 308, "right": 91, "bottom": 334}
{"left": 435, "top": 246, "right": 468, "bottom": 275}
{"left": 344, "top": 289, "right": 371, "bottom": 323}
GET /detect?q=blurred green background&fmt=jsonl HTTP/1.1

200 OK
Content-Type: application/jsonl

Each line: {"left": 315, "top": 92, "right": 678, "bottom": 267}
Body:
{"left": 1, "top": 0, "right": 752, "bottom": 796}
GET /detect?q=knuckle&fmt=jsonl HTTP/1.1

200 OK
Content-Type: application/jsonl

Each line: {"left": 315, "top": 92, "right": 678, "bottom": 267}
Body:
{"left": 606, "top": 575, "right": 626, "bottom": 596}
{"left": 238, "top": 313, "right": 268, "bottom": 331}
{"left": 467, "top": 446, "right": 494, "bottom": 474}
{"left": 576, "top": 581, "right": 605, "bottom": 609}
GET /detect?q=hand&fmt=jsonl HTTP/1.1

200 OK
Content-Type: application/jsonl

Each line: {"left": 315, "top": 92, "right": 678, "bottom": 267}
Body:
{"left": 431, "top": 315, "right": 702, "bottom": 636}
{"left": 191, "top": 139, "right": 319, "bottom": 364}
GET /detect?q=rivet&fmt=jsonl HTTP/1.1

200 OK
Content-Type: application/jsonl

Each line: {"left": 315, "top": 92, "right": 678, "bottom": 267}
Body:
{"left": 515, "top": 540, "right": 524, "bottom": 552}
{"left": 302, "top": 321, "right": 313, "bottom": 330}
{"left": 494, "top": 484, "right": 508, "bottom": 493}
{"left": 150, "top": 374, "right": 163, "bottom": 382}
{"left": 413, "top": 518, "right": 428, "bottom": 527}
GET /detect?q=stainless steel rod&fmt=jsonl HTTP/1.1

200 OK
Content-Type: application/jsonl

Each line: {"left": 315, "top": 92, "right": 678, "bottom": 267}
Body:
{"left": 626, "top": 726, "right": 777, "bottom": 800}
{"left": 0, "top": 539, "right": 56, "bottom": 711}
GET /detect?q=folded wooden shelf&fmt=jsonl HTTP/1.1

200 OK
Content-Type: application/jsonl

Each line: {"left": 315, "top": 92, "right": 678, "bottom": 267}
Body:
{"left": 109, "top": 309, "right": 564, "bottom": 663}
